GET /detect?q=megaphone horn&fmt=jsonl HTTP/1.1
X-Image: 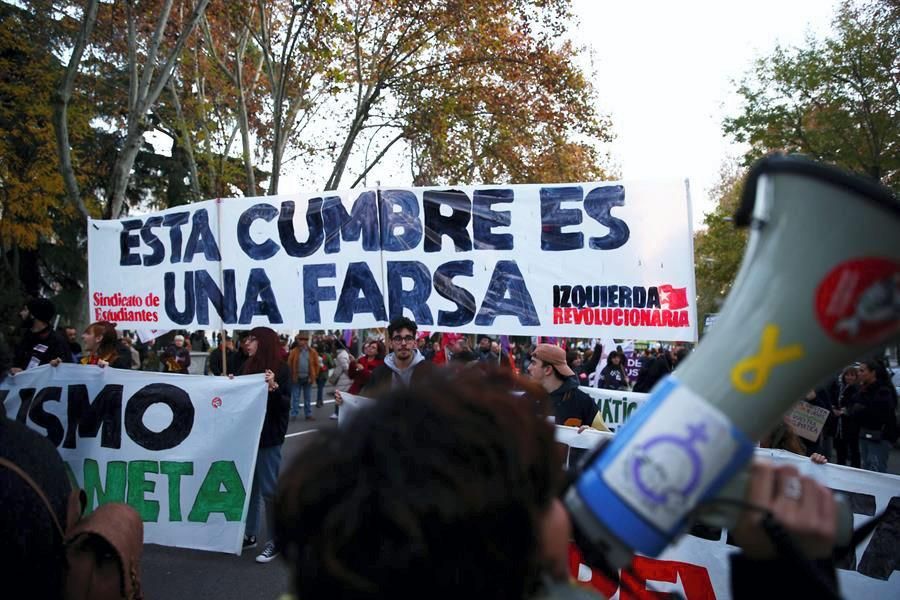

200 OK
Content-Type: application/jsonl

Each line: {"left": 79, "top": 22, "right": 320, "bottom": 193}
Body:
{"left": 566, "top": 154, "right": 900, "bottom": 566}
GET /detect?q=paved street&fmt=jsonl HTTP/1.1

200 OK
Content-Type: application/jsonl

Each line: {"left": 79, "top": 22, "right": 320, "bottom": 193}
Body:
{"left": 142, "top": 397, "right": 337, "bottom": 599}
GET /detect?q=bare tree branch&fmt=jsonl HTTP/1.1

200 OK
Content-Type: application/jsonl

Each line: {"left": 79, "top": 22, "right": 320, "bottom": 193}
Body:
{"left": 349, "top": 131, "right": 404, "bottom": 188}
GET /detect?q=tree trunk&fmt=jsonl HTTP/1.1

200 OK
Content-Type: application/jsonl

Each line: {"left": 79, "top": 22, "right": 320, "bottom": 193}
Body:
{"left": 52, "top": 0, "right": 99, "bottom": 222}
{"left": 237, "top": 82, "right": 256, "bottom": 196}
{"left": 168, "top": 80, "right": 201, "bottom": 202}
{"left": 107, "top": 0, "right": 211, "bottom": 218}
{"left": 267, "top": 105, "right": 283, "bottom": 195}
{"left": 106, "top": 122, "right": 146, "bottom": 219}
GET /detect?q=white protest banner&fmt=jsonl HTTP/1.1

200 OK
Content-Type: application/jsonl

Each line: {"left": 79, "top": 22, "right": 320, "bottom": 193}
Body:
{"left": 560, "top": 437, "right": 900, "bottom": 599}
{"left": 88, "top": 181, "right": 697, "bottom": 341}
{"left": 581, "top": 386, "right": 649, "bottom": 431}
{"left": 785, "top": 401, "right": 831, "bottom": 442}
{"left": 337, "top": 391, "right": 375, "bottom": 427}
{"left": 1, "top": 364, "right": 267, "bottom": 554}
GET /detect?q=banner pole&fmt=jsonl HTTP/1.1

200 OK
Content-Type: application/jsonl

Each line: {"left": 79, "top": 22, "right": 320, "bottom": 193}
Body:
{"left": 375, "top": 181, "right": 388, "bottom": 328}
{"left": 216, "top": 197, "right": 228, "bottom": 377}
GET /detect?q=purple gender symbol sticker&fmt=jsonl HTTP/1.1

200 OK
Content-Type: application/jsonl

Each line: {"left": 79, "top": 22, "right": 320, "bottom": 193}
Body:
{"left": 630, "top": 422, "right": 708, "bottom": 506}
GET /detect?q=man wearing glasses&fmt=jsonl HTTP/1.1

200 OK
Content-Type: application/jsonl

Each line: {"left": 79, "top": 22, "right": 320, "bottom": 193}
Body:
{"left": 363, "top": 316, "right": 436, "bottom": 395}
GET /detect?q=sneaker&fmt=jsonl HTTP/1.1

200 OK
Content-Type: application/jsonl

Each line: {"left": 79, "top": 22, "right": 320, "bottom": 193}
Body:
{"left": 329, "top": 414, "right": 338, "bottom": 420}
{"left": 256, "top": 541, "right": 279, "bottom": 563}
{"left": 305, "top": 415, "right": 315, "bottom": 421}
{"left": 243, "top": 535, "right": 257, "bottom": 549}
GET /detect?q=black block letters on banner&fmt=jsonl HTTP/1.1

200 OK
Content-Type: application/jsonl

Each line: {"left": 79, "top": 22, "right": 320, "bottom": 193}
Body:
{"left": 114, "top": 185, "right": 632, "bottom": 328}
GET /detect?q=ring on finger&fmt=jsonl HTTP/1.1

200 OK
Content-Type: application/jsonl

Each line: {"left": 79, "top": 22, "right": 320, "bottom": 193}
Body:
{"left": 782, "top": 476, "right": 802, "bottom": 500}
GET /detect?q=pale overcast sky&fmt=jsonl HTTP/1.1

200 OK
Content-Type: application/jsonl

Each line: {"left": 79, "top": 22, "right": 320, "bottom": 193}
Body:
{"left": 571, "top": 0, "right": 841, "bottom": 228}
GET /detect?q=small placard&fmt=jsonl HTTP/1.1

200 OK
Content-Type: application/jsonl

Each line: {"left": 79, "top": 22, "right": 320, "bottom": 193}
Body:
{"left": 785, "top": 401, "right": 831, "bottom": 442}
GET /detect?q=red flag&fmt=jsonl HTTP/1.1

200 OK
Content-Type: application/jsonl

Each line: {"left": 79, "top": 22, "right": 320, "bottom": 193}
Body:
{"left": 659, "top": 285, "right": 689, "bottom": 310}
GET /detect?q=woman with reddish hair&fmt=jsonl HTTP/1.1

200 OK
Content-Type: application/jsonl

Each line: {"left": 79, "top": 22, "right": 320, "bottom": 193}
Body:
{"left": 79, "top": 322, "right": 132, "bottom": 368}
{"left": 348, "top": 339, "right": 386, "bottom": 395}
{"left": 240, "top": 327, "right": 291, "bottom": 563}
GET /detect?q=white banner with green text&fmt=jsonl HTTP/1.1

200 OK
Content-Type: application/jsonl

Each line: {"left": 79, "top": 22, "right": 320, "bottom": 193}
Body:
{"left": 1, "top": 364, "right": 267, "bottom": 554}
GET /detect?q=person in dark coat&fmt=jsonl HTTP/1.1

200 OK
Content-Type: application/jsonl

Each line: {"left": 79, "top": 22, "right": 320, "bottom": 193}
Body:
{"left": 527, "top": 344, "right": 608, "bottom": 432}
{"left": 852, "top": 360, "right": 897, "bottom": 473}
{"left": 360, "top": 317, "right": 436, "bottom": 395}
{"left": 11, "top": 298, "right": 72, "bottom": 374}
{"left": 160, "top": 334, "right": 191, "bottom": 374}
{"left": 633, "top": 351, "right": 671, "bottom": 393}
{"left": 240, "top": 327, "right": 291, "bottom": 562}
{"left": 829, "top": 365, "right": 861, "bottom": 468}
{"left": 598, "top": 351, "right": 628, "bottom": 391}
{"left": 207, "top": 335, "right": 239, "bottom": 376}
{"left": 272, "top": 367, "right": 844, "bottom": 600}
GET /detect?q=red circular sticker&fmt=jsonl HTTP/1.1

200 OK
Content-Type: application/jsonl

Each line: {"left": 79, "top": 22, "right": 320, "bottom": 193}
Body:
{"left": 211, "top": 397, "right": 222, "bottom": 409}
{"left": 814, "top": 258, "right": 899, "bottom": 344}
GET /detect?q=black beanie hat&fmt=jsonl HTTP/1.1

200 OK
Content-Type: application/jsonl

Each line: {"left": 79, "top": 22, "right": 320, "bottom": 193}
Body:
{"left": 26, "top": 298, "right": 56, "bottom": 324}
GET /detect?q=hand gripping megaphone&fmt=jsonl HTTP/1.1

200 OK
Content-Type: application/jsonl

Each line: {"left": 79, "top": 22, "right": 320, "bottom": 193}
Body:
{"left": 565, "top": 155, "right": 900, "bottom": 568}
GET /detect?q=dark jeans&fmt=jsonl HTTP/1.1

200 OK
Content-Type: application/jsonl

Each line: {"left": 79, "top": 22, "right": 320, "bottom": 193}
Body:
{"left": 246, "top": 445, "right": 282, "bottom": 541}
{"left": 860, "top": 436, "right": 889, "bottom": 473}
{"left": 291, "top": 378, "right": 312, "bottom": 417}
{"left": 834, "top": 435, "right": 861, "bottom": 468}
{"left": 316, "top": 373, "right": 327, "bottom": 406}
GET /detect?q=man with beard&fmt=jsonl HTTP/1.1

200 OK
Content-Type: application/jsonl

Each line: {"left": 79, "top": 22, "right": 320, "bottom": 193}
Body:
{"left": 11, "top": 299, "right": 72, "bottom": 374}
{"left": 361, "top": 316, "right": 435, "bottom": 394}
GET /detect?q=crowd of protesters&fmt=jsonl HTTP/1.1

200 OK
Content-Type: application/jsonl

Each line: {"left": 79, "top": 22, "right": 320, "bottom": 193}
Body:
{"left": 2, "top": 296, "right": 898, "bottom": 600}
{"left": 3, "top": 296, "right": 897, "bottom": 477}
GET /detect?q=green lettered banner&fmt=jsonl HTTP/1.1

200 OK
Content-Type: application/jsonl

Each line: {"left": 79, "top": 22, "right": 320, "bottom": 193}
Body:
{"left": 1, "top": 364, "right": 267, "bottom": 554}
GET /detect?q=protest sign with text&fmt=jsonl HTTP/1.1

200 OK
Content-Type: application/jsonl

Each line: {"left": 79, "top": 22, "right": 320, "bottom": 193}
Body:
{"left": 785, "top": 400, "right": 831, "bottom": 441}
{"left": 581, "top": 386, "right": 648, "bottom": 431}
{"left": 1, "top": 365, "right": 267, "bottom": 554}
{"left": 557, "top": 437, "right": 900, "bottom": 598}
{"left": 89, "top": 181, "right": 697, "bottom": 340}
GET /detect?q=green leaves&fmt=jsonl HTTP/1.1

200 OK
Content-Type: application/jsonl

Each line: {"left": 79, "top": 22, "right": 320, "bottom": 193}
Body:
{"left": 693, "top": 165, "right": 748, "bottom": 333}
{"left": 724, "top": 0, "right": 899, "bottom": 191}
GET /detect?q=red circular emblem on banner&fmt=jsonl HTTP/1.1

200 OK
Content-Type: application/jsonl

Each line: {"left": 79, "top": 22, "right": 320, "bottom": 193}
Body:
{"left": 814, "top": 258, "right": 900, "bottom": 344}
{"left": 211, "top": 397, "right": 222, "bottom": 409}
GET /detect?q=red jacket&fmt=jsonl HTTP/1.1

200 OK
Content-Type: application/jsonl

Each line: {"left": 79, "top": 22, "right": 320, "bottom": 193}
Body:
{"left": 348, "top": 356, "right": 384, "bottom": 394}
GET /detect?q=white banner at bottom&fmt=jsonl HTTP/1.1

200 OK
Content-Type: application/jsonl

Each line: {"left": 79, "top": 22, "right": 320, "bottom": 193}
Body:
{"left": 557, "top": 429, "right": 900, "bottom": 599}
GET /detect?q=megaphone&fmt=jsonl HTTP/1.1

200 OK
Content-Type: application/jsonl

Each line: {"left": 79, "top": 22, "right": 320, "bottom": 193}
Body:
{"left": 565, "top": 155, "right": 900, "bottom": 568}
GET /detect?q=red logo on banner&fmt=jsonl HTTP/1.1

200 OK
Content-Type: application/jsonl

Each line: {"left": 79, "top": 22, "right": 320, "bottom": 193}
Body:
{"left": 568, "top": 544, "right": 715, "bottom": 598}
{"left": 659, "top": 285, "right": 689, "bottom": 310}
{"left": 211, "top": 397, "right": 222, "bottom": 409}
{"left": 815, "top": 258, "right": 900, "bottom": 344}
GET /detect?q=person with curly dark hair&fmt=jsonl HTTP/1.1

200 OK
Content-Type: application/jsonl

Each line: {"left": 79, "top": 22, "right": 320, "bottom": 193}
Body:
{"left": 275, "top": 367, "right": 583, "bottom": 600}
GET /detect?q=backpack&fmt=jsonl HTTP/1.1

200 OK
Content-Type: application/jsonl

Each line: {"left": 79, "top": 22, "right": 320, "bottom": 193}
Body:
{"left": 0, "top": 456, "right": 143, "bottom": 599}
